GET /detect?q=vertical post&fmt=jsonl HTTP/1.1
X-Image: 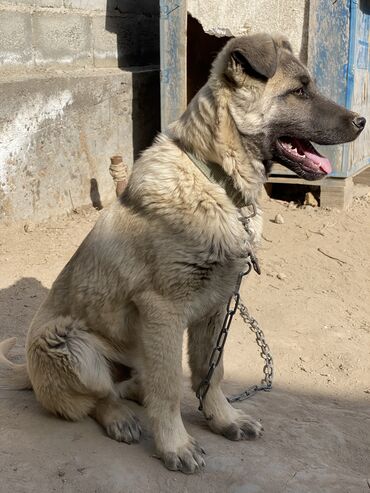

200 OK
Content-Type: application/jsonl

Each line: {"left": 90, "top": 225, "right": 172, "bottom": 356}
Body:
{"left": 160, "top": 0, "right": 187, "bottom": 131}
{"left": 109, "top": 155, "right": 128, "bottom": 197}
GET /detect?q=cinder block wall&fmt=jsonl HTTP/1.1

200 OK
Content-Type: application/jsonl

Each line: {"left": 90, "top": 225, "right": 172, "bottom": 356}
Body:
{"left": 0, "top": 0, "right": 159, "bottom": 222}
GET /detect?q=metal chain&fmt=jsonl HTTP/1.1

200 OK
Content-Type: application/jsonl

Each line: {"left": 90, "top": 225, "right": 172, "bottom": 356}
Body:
{"left": 196, "top": 256, "right": 274, "bottom": 412}
{"left": 196, "top": 270, "right": 246, "bottom": 412}
{"left": 227, "top": 300, "right": 273, "bottom": 403}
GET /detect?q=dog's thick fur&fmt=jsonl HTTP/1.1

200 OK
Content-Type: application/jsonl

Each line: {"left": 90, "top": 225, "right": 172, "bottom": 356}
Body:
{"left": 0, "top": 33, "right": 365, "bottom": 473}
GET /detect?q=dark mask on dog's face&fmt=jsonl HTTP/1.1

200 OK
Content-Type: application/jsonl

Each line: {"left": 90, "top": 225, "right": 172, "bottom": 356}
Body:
{"left": 219, "top": 34, "right": 366, "bottom": 181}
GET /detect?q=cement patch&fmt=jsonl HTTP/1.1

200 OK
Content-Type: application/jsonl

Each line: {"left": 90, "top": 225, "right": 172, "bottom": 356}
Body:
{"left": 0, "top": 68, "right": 159, "bottom": 222}
{"left": 187, "top": 0, "right": 308, "bottom": 56}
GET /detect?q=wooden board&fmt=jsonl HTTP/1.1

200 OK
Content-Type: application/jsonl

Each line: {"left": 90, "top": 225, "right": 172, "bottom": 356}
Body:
{"left": 353, "top": 165, "right": 370, "bottom": 185}
{"left": 160, "top": 0, "right": 187, "bottom": 131}
{"left": 268, "top": 172, "right": 355, "bottom": 210}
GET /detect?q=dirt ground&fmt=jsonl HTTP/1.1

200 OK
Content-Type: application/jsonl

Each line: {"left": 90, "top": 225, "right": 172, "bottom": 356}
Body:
{"left": 0, "top": 185, "right": 369, "bottom": 493}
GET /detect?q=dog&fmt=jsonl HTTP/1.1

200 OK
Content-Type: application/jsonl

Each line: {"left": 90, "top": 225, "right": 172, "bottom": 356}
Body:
{"left": 0, "top": 33, "right": 365, "bottom": 474}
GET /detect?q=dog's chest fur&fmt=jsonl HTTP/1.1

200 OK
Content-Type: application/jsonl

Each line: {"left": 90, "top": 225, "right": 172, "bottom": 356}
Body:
{"left": 144, "top": 209, "right": 260, "bottom": 323}
{"left": 116, "top": 138, "right": 263, "bottom": 323}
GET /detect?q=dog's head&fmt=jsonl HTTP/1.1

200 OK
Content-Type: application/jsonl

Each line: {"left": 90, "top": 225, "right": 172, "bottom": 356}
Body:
{"left": 211, "top": 33, "right": 366, "bottom": 180}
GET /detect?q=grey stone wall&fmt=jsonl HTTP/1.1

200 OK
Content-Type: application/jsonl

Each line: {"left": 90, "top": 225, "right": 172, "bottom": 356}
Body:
{"left": 0, "top": 0, "right": 159, "bottom": 222}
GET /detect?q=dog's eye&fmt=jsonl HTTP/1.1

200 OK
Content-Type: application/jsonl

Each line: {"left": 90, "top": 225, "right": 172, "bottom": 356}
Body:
{"left": 293, "top": 87, "right": 306, "bottom": 97}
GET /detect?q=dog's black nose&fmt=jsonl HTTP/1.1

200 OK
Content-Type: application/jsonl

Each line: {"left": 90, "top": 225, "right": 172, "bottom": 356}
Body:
{"left": 353, "top": 116, "right": 366, "bottom": 130}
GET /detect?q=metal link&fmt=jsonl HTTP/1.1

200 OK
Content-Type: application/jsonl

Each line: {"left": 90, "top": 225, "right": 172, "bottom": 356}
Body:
{"left": 196, "top": 256, "right": 274, "bottom": 413}
{"left": 196, "top": 307, "right": 236, "bottom": 410}
{"left": 227, "top": 300, "right": 273, "bottom": 403}
{"left": 227, "top": 292, "right": 240, "bottom": 315}
{"left": 196, "top": 209, "right": 274, "bottom": 413}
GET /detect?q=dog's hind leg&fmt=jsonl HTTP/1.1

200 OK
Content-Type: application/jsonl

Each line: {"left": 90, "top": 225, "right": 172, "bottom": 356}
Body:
{"left": 27, "top": 316, "right": 141, "bottom": 443}
{"left": 188, "top": 311, "right": 263, "bottom": 440}
{"left": 91, "top": 395, "right": 141, "bottom": 443}
{"left": 116, "top": 371, "right": 144, "bottom": 405}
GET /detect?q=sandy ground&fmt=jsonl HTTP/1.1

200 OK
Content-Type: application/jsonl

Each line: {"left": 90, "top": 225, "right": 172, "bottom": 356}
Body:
{"left": 0, "top": 186, "right": 369, "bottom": 493}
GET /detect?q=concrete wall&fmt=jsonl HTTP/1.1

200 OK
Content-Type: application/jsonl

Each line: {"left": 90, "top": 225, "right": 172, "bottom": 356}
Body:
{"left": 187, "top": 0, "right": 309, "bottom": 61}
{"left": 0, "top": 0, "right": 159, "bottom": 222}
{"left": 1, "top": 0, "right": 310, "bottom": 222}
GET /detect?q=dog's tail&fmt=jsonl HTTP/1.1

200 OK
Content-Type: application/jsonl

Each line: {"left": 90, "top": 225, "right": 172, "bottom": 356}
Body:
{"left": 0, "top": 338, "right": 32, "bottom": 390}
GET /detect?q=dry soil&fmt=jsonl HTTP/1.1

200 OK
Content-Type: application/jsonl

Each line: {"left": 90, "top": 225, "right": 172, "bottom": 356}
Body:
{"left": 0, "top": 186, "right": 369, "bottom": 493}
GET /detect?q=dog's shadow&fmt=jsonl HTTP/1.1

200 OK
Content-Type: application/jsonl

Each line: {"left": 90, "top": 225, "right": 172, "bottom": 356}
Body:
{"left": 0, "top": 277, "right": 49, "bottom": 354}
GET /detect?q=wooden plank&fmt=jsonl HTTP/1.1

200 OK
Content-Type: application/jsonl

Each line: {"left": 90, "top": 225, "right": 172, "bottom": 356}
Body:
{"left": 308, "top": 0, "right": 370, "bottom": 177}
{"left": 267, "top": 174, "right": 355, "bottom": 210}
{"left": 268, "top": 164, "right": 325, "bottom": 185}
{"left": 353, "top": 166, "right": 370, "bottom": 185}
{"left": 320, "top": 177, "right": 354, "bottom": 209}
{"left": 268, "top": 176, "right": 325, "bottom": 186}
{"left": 270, "top": 163, "right": 297, "bottom": 176}
{"left": 160, "top": 0, "right": 187, "bottom": 131}
{"left": 345, "top": 2, "right": 370, "bottom": 177}
{"left": 307, "top": 0, "right": 350, "bottom": 176}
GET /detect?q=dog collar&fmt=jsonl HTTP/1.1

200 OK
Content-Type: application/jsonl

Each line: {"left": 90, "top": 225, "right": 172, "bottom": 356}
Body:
{"left": 183, "top": 149, "right": 250, "bottom": 209}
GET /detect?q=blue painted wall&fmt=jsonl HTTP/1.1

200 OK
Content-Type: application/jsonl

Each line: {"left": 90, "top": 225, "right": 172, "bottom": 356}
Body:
{"left": 309, "top": 0, "right": 369, "bottom": 177}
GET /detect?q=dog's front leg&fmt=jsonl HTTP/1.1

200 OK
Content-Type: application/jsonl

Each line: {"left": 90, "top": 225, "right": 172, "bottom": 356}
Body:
{"left": 136, "top": 294, "right": 205, "bottom": 473}
{"left": 188, "top": 310, "right": 263, "bottom": 440}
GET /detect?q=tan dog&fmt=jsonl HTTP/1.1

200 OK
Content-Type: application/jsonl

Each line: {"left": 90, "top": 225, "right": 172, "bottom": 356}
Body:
{"left": 0, "top": 33, "right": 365, "bottom": 474}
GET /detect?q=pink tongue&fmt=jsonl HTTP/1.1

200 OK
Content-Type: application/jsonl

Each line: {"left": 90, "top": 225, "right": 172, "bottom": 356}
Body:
{"left": 304, "top": 150, "right": 332, "bottom": 174}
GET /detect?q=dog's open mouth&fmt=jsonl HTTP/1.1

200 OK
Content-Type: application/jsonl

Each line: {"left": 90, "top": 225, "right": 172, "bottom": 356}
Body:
{"left": 275, "top": 137, "right": 332, "bottom": 180}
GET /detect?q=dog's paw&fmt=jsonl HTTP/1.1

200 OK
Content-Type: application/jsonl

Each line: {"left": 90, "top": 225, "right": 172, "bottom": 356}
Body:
{"left": 221, "top": 413, "right": 263, "bottom": 441}
{"left": 106, "top": 414, "right": 142, "bottom": 444}
{"left": 161, "top": 439, "right": 206, "bottom": 474}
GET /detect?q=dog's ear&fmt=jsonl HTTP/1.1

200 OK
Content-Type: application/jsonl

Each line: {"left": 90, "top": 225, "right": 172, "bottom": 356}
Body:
{"left": 229, "top": 34, "right": 278, "bottom": 81}
{"left": 272, "top": 34, "right": 293, "bottom": 53}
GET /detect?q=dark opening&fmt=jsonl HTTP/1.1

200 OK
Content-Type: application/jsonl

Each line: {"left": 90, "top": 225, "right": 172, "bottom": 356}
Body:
{"left": 187, "top": 15, "right": 230, "bottom": 103}
{"left": 359, "top": 0, "right": 370, "bottom": 14}
{"left": 266, "top": 183, "right": 321, "bottom": 206}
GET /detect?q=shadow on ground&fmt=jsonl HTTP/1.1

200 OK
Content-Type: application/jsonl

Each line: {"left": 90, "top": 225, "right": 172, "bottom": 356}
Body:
{"left": 0, "top": 278, "right": 369, "bottom": 493}
{"left": 0, "top": 277, "right": 49, "bottom": 347}
{"left": 0, "top": 380, "right": 369, "bottom": 493}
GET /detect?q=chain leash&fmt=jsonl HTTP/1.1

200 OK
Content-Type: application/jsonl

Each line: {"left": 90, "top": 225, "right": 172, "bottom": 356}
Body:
{"left": 196, "top": 210, "right": 274, "bottom": 413}
{"left": 227, "top": 300, "right": 273, "bottom": 403}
